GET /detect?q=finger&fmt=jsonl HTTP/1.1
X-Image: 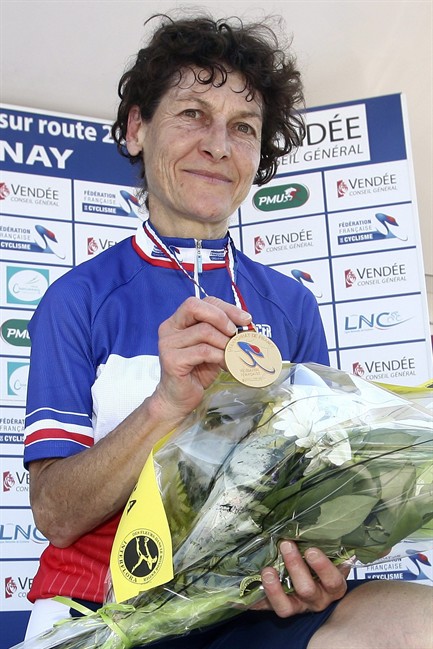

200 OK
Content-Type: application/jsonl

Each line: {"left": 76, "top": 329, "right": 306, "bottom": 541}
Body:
{"left": 262, "top": 542, "right": 348, "bottom": 618}
{"left": 203, "top": 295, "right": 253, "bottom": 328}
{"left": 337, "top": 559, "right": 354, "bottom": 580}
{"left": 160, "top": 321, "right": 235, "bottom": 355}
{"left": 280, "top": 541, "right": 321, "bottom": 604}
{"left": 160, "top": 341, "right": 226, "bottom": 376}
{"left": 161, "top": 296, "right": 251, "bottom": 337}
{"left": 158, "top": 322, "right": 237, "bottom": 383}
{"left": 304, "top": 547, "right": 348, "bottom": 599}
{"left": 261, "top": 568, "right": 301, "bottom": 618}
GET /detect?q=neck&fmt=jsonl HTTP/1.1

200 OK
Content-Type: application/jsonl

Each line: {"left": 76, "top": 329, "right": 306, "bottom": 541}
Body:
{"left": 148, "top": 214, "right": 229, "bottom": 241}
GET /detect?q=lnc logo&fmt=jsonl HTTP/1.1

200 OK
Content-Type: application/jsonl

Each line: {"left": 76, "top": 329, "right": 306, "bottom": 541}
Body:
{"left": 0, "top": 524, "right": 47, "bottom": 543}
{"left": 345, "top": 311, "right": 412, "bottom": 331}
{"left": 253, "top": 183, "right": 309, "bottom": 211}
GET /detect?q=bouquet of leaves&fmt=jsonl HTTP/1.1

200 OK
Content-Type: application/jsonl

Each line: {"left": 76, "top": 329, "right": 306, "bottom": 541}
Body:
{"left": 15, "top": 363, "right": 433, "bottom": 649}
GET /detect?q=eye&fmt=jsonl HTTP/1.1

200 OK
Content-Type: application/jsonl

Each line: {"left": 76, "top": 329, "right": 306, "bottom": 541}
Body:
{"left": 236, "top": 122, "right": 255, "bottom": 136}
{"left": 182, "top": 108, "right": 201, "bottom": 119}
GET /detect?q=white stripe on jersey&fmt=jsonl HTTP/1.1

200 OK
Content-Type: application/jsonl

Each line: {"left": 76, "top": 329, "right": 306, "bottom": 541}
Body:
{"left": 92, "top": 354, "right": 161, "bottom": 443}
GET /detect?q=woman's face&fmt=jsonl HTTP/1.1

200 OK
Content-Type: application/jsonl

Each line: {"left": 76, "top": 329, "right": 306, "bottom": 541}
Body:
{"left": 127, "top": 68, "right": 263, "bottom": 239}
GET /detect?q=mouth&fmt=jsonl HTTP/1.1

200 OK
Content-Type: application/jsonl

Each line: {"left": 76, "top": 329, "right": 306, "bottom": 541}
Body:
{"left": 185, "top": 169, "right": 232, "bottom": 184}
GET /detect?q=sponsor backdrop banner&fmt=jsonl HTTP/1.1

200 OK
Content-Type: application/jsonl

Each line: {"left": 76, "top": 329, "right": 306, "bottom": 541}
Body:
{"left": 1, "top": 95, "right": 432, "bottom": 647}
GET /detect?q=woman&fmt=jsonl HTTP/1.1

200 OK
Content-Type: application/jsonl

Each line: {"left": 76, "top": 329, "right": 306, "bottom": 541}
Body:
{"left": 24, "top": 14, "right": 432, "bottom": 649}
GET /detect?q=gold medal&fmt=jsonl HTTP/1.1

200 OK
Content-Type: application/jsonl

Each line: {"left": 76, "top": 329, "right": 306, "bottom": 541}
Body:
{"left": 225, "top": 329, "right": 282, "bottom": 387}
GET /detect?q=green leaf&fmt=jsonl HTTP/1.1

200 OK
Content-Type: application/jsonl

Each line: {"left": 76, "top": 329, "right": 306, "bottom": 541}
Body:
{"left": 297, "top": 495, "right": 378, "bottom": 541}
{"left": 378, "top": 464, "right": 416, "bottom": 502}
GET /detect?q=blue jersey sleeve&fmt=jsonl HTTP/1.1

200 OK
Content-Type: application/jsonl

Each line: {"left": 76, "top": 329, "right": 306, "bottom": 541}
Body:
{"left": 24, "top": 272, "right": 96, "bottom": 468}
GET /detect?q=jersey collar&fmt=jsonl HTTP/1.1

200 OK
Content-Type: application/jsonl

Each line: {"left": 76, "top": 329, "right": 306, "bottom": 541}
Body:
{"left": 133, "top": 219, "right": 230, "bottom": 271}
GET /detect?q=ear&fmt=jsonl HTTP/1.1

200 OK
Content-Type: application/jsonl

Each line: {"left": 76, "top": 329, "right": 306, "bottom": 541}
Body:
{"left": 125, "top": 106, "right": 144, "bottom": 156}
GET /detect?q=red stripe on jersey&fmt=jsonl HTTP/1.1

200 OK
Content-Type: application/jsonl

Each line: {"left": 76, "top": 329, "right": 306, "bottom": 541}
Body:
{"left": 25, "top": 428, "right": 94, "bottom": 447}
{"left": 28, "top": 513, "right": 121, "bottom": 603}
{"left": 132, "top": 236, "right": 175, "bottom": 268}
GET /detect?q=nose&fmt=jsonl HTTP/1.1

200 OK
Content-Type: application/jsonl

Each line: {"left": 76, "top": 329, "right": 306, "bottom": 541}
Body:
{"left": 200, "top": 120, "right": 231, "bottom": 160}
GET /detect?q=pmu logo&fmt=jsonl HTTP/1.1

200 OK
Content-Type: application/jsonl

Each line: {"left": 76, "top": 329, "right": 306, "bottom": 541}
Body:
{"left": 253, "top": 183, "right": 309, "bottom": 212}
{"left": 3, "top": 471, "right": 15, "bottom": 492}
{"left": 1, "top": 318, "right": 31, "bottom": 347}
{"left": 345, "top": 311, "right": 412, "bottom": 332}
{"left": 291, "top": 269, "right": 323, "bottom": 299}
{"left": 237, "top": 341, "right": 276, "bottom": 375}
{"left": 0, "top": 182, "right": 11, "bottom": 199}
{"left": 5, "top": 577, "right": 17, "bottom": 599}
{"left": 254, "top": 236, "right": 266, "bottom": 254}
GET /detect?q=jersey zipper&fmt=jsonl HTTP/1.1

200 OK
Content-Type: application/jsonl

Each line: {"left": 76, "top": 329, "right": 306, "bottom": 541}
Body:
{"left": 194, "top": 239, "right": 203, "bottom": 298}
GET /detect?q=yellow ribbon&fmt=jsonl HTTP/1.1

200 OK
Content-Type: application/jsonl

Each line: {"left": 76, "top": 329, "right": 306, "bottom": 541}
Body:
{"left": 375, "top": 379, "right": 433, "bottom": 396}
{"left": 53, "top": 596, "right": 135, "bottom": 648}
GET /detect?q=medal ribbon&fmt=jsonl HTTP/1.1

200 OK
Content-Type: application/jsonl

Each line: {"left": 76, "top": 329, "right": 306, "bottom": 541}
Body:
{"left": 225, "top": 238, "right": 255, "bottom": 332}
{"left": 143, "top": 221, "right": 255, "bottom": 331}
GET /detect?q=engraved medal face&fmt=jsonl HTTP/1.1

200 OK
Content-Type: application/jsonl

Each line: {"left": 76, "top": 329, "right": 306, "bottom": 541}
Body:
{"left": 224, "top": 330, "right": 282, "bottom": 387}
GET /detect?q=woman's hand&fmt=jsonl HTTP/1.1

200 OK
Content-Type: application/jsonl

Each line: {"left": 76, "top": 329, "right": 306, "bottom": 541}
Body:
{"left": 252, "top": 541, "right": 350, "bottom": 618}
{"left": 152, "top": 295, "right": 252, "bottom": 422}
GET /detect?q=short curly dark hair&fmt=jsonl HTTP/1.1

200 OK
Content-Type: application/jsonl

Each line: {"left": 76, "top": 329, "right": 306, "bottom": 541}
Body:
{"left": 111, "top": 13, "right": 305, "bottom": 189}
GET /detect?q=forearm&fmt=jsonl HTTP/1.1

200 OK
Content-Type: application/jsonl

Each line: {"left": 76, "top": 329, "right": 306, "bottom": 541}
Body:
{"left": 29, "top": 393, "right": 184, "bottom": 548}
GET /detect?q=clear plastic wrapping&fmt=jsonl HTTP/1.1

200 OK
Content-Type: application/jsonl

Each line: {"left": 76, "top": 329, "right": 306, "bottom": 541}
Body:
{"left": 13, "top": 363, "right": 433, "bottom": 649}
